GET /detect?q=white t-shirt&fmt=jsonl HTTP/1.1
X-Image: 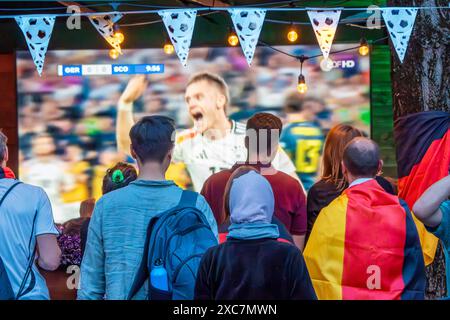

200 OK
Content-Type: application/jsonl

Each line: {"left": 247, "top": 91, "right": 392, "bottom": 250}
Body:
{"left": 173, "top": 121, "right": 296, "bottom": 191}
{"left": 0, "top": 178, "right": 59, "bottom": 300}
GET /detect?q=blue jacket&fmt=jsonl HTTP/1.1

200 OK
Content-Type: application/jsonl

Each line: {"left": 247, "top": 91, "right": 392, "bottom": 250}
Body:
{"left": 78, "top": 180, "right": 218, "bottom": 300}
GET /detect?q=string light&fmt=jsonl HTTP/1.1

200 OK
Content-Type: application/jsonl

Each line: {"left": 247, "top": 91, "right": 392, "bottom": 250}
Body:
{"left": 228, "top": 29, "right": 239, "bottom": 46}
{"left": 297, "top": 56, "right": 307, "bottom": 94}
{"left": 359, "top": 38, "right": 369, "bottom": 56}
{"left": 109, "top": 48, "right": 120, "bottom": 59}
{"left": 297, "top": 74, "right": 307, "bottom": 94}
{"left": 114, "top": 31, "right": 125, "bottom": 44}
{"left": 113, "top": 24, "right": 125, "bottom": 44}
{"left": 287, "top": 24, "right": 298, "bottom": 42}
{"left": 163, "top": 42, "right": 174, "bottom": 54}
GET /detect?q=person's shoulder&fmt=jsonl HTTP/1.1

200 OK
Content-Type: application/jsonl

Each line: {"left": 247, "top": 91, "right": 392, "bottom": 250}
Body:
{"left": 204, "top": 168, "right": 233, "bottom": 187}
{"left": 269, "top": 170, "right": 303, "bottom": 191}
{"left": 14, "top": 180, "right": 48, "bottom": 197}
{"left": 310, "top": 179, "right": 338, "bottom": 193}
{"left": 268, "top": 239, "right": 302, "bottom": 257}
{"left": 320, "top": 192, "right": 347, "bottom": 215}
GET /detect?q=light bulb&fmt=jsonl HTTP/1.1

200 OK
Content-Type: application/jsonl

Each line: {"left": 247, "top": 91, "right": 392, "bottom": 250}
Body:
{"left": 297, "top": 74, "right": 307, "bottom": 94}
{"left": 228, "top": 33, "right": 239, "bottom": 46}
{"left": 359, "top": 45, "right": 369, "bottom": 56}
{"left": 287, "top": 29, "right": 298, "bottom": 42}
{"left": 114, "top": 31, "right": 125, "bottom": 44}
{"left": 164, "top": 43, "right": 174, "bottom": 55}
{"left": 359, "top": 38, "right": 369, "bottom": 56}
{"left": 109, "top": 48, "right": 119, "bottom": 60}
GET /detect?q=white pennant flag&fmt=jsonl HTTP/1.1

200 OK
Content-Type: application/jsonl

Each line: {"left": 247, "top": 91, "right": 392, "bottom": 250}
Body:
{"left": 307, "top": 10, "right": 341, "bottom": 60}
{"left": 159, "top": 9, "right": 197, "bottom": 67}
{"left": 15, "top": 16, "right": 56, "bottom": 76}
{"left": 228, "top": 9, "right": 266, "bottom": 66}
{"left": 382, "top": 8, "right": 418, "bottom": 63}
{"left": 88, "top": 12, "right": 123, "bottom": 54}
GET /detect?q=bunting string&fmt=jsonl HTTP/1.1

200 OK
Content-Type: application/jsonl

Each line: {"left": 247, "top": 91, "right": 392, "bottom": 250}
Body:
{"left": 5, "top": 5, "right": 448, "bottom": 74}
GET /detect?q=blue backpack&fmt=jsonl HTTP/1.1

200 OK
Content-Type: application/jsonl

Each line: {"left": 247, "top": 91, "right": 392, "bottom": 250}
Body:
{"left": 127, "top": 190, "right": 217, "bottom": 300}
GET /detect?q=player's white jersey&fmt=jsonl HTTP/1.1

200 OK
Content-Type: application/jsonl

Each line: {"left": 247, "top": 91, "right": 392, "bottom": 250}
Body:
{"left": 20, "top": 158, "right": 75, "bottom": 223}
{"left": 173, "top": 120, "right": 296, "bottom": 191}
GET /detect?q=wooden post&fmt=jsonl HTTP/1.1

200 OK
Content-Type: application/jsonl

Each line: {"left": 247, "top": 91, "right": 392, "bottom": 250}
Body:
{"left": 0, "top": 53, "right": 18, "bottom": 176}
{"left": 388, "top": 0, "right": 449, "bottom": 299}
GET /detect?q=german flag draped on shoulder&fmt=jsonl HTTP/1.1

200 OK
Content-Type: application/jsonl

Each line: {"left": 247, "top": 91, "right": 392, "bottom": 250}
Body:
{"left": 304, "top": 179, "right": 425, "bottom": 300}
{"left": 395, "top": 111, "right": 450, "bottom": 266}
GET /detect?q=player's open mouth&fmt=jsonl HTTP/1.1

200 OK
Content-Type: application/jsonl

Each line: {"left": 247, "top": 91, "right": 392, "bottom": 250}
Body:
{"left": 192, "top": 112, "right": 203, "bottom": 121}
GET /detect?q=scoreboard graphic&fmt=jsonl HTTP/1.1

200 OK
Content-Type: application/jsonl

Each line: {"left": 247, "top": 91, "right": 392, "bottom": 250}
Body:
{"left": 57, "top": 64, "right": 165, "bottom": 76}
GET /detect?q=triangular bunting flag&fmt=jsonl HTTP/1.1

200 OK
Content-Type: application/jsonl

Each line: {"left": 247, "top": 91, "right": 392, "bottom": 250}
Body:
{"left": 88, "top": 12, "right": 123, "bottom": 54}
{"left": 158, "top": 9, "right": 197, "bottom": 67}
{"left": 307, "top": 10, "right": 341, "bottom": 60}
{"left": 15, "top": 16, "right": 56, "bottom": 76}
{"left": 228, "top": 9, "right": 266, "bottom": 66}
{"left": 382, "top": 8, "right": 418, "bottom": 63}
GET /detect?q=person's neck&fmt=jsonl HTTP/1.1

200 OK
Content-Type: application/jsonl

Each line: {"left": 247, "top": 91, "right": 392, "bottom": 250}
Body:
{"left": 204, "top": 115, "right": 231, "bottom": 141}
{"left": 246, "top": 154, "right": 272, "bottom": 166}
{"left": 347, "top": 175, "right": 374, "bottom": 186}
{"left": 137, "top": 162, "right": 166, "bottom": 181}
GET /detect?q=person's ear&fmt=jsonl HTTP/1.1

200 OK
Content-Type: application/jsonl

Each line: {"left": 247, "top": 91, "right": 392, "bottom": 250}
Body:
{"left": 167, "top": 146, "right": 174, "bottom": 163}
{"left": 377, "top": 160, "right": 384, "bottom": 175}
{"left": 130, "top": 144, "right": 138, "bottom": 160}
{"left": 341, "top": 161, "right": 348, "bottom": 179}
{"left": 216, "top": 93, "right": 226, "bottom": 111}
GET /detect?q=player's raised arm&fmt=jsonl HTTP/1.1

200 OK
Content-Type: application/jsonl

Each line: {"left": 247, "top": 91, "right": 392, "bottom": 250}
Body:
{"left": 116, "top": 75, "right": 148, "bottom": 155}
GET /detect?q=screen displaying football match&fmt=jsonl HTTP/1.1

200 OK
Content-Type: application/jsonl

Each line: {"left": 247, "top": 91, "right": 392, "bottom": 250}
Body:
{"left": 16, "top": 45, "right": 370, "bottom": 223}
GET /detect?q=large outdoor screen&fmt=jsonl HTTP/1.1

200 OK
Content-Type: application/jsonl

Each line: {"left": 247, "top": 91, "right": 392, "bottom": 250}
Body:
{"left": 16, "top": 45, "right": 370, "bottom": 223}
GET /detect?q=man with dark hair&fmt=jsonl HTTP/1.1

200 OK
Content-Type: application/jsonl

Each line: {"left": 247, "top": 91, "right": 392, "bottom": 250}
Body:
{"left": 304, "top": 137, "right": 425, "bottom": 300}
{"left": 78, "top": 116, "right": 217, "bottom": 300}
{"left": 0, "top": 130, "right": 61, "bottom": 299}
{"left": 280, "top": 92, "right": 324, "bottom": 191}
{"left": 116, "top": 73, "right": 297, "bottom": 191}
{"left": 201, "top": 113, "right": 307, "bottom": 251}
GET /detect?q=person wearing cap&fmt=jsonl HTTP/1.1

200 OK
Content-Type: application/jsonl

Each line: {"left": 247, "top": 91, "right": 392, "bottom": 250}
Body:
{"left": 194, "top": 167, "right": 316, "bottom": 300}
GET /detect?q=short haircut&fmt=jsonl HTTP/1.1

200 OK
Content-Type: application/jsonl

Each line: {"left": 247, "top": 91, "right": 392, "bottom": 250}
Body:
{"left": 343, "top": 137, "right": 380, "bottom": 177}
{"left": 187, "top": 72, "right": 230, "bottom": 107}
{"left": 129, "top": 115, "right": 175, "bottom": 163}
{"left": 0, "top": 130, "right": 7, "bottom": 162}
{"left": 246, "top": 112, "right": 283, "bottom": 155}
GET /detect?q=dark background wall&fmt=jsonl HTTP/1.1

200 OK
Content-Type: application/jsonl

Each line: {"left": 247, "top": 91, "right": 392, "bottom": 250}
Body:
{"left": 0, "top": 53, "right": 18, "bottom": 175}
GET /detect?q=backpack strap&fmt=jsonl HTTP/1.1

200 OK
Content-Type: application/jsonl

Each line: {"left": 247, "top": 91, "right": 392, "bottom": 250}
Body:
{"left": 0, "top": 181, "right": 22, "bottom": 208}
{"left": 16, "top": 210, "right": 38, "bottom": 299}
{"left": 176, "top": 190, "right": 198, "bottom": 209}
